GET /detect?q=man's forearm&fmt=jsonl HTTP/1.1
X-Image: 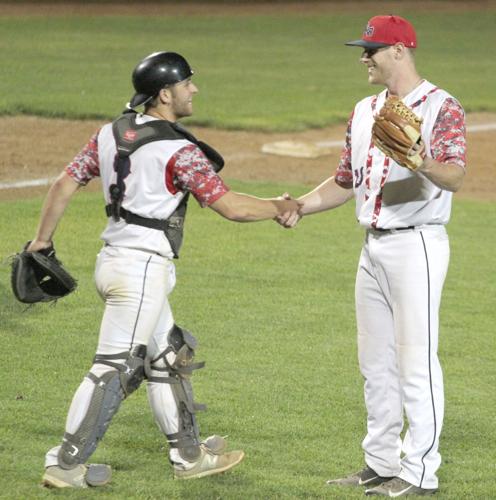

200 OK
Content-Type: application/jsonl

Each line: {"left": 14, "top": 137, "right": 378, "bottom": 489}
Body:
{"left": 298, "top": 177, "right": 354, "bottom": 216}
{"left": 417, "top": 158, "right": 465, "bottom": 192}
{"left": 29, "top": 171, "right": 80, "bottom": 250}
{"left": 210, "top": 191, "right": 300, "bottom": 222}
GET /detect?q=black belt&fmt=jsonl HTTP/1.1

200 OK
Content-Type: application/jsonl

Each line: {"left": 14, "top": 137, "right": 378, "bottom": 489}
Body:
{"left": 371, "top": 226, "right": 415, "bottom": 232}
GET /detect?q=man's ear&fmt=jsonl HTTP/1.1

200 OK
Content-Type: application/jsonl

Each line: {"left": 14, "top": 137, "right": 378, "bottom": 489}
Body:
{"left": 158, "top": 87, "right": 172, "bottom": 105}
{"left": 393, "top": 43, "right": 406, "bottom": 60}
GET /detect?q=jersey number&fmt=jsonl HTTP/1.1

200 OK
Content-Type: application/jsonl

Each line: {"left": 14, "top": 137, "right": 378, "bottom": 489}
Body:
{"left": 354, "top": 166, "right": 364, "bottom": 188}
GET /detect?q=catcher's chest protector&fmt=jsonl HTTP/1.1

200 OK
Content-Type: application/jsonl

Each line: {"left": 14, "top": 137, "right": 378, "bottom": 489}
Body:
{"left": 108, "top": 113, "right": 224, "bottom": 258}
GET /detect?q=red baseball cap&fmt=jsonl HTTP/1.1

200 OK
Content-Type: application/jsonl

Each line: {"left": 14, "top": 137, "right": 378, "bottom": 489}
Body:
{"left": 345, "top": 15, "right": 417, "bottom": 49}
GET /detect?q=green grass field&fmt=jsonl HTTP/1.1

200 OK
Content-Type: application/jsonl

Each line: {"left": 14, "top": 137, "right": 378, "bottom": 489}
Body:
{"left": 1, "top": 3, "right": 495, "bottom": 498}
{"left": 1, "top": 184, "right": 495, "bottom": 499}
{"left": 0, "top": 8, "right": 495, "bottom": 130}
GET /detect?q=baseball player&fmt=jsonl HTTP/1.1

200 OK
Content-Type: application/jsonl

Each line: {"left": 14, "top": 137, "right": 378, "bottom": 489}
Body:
{"left": 29, "top": 51, "right": 300, "bottom": 489}
{"left": 278, "top": 15, "right": 466, "bottom": 496}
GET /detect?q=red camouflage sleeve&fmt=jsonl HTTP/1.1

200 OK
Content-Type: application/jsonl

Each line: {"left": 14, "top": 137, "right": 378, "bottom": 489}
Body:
{"left": 65, "top": 131, "right": 100, "bottom": 185}
{"left": 430, "top": 97, "right": 466, "bottom": 169}
{"left": 168, "top": 144, "right": 229, "bottom": 207}
{"left": 334, "top": 111, "right": 354, "bottom": 188}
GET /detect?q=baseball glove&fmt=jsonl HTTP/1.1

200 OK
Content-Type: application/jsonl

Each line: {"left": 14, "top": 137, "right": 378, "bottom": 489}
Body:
{"left": 372, "top": 96, "right": 425, "bottom": 171}
{"left": 11, "top": 243, "right": 77, "bottom": 304}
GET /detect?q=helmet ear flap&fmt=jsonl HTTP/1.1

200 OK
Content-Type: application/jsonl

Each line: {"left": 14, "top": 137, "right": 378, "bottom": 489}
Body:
{"left": 128, "top": 51, "right": 194, "bottom": 109}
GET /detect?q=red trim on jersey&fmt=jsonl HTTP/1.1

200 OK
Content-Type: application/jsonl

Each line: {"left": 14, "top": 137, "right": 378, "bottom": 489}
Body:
{"left": 369, "top": 88, "right": 439, "bottom": 228}
{"left": 363, "top": 96, "right": 379, "bottom": 191}
{"left": 364, "top": 139, "right": 375, "bottom": 190}
{"left": 430, "top": 98, "right": 466, "bottom": 168}
{"left": 334, "top": 110, "right": 355, "bottom": 189}
{"left": 371, "top": 157, "right": 390, "bottom": 228}
{"left": 164, "top": 144, "right": 229, "bottom": 207}
{"left": 164, "top": 155, "right": 179, "bottom": 195}
{"left": 65, "top": 130, "right": 101, "bottom": 185}
{"left": 411, "top": 87, "right": 438, "bottom": 109}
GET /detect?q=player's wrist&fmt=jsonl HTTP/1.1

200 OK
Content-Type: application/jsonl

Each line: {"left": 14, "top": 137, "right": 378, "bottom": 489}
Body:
{"left": 28, "top": 239, "right": 53, "bottom": 252}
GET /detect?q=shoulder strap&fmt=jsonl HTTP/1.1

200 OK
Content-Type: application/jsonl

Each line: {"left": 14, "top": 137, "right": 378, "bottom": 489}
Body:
{"left": 109, "top": 113, "right": 184, "bottom": 221}
{"left": 112, "top": 112, "right": 224, "bottom": 170}
{"left": 168, "top": 121, "right": 224, "bottom": 173}
{"left": 112, "top": 113, "right": 186, "bottom": 157}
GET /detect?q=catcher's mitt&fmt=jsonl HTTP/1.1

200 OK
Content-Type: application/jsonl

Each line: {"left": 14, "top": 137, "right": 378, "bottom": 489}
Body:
{"left": 372, "top": 96, "right": 425, "bottom": 171}
{"left": 11, "top": 243, "right": 77, "bottom": 304}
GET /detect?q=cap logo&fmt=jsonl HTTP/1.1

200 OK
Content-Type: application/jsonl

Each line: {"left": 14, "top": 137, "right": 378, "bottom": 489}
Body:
{"left": 123, "top": 129, "right": 138, "bottom": 142}
{"left": 364, "top": 24, "right": 374, "bottom": 37}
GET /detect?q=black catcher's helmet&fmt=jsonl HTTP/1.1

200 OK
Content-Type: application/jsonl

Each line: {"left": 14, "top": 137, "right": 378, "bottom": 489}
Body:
{"left": 127, "top": 51, "right": 194, "bottom": 109}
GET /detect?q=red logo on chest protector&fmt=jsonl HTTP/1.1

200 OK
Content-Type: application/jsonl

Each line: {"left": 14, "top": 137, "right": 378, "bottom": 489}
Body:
{"left": 123, "top": 129, "right": 137, "bottom": 142}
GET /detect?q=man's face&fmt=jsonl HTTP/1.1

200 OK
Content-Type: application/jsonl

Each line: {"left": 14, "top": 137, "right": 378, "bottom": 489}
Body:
{"left": 359, "top": 46, "right": 394, "bottom": 85}
{"left": 169, "top": 78, "right": 198, "bottom": 119}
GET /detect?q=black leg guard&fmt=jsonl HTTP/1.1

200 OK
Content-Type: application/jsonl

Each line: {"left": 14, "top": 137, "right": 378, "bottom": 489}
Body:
{"left": 148, "top": 325, "right": 206, "bottom": 462}
{"left": 58, "top": 345, "right": 146, "bottom": 469}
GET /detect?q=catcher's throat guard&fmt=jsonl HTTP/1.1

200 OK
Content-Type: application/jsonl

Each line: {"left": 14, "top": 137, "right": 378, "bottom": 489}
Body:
{"left": 106, "top": 113, "right": 224, "bottom": 258}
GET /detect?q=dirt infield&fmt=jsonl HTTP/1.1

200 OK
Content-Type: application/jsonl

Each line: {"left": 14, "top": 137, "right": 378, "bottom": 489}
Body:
{"left": 1, "top": 113, "right": 495, "bottom": 202}
{"left": 1, "top": 1, "right": 495, "bottom": 202}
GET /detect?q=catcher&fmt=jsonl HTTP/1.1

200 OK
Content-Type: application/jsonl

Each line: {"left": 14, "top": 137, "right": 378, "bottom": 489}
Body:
{"left": 24, "top": 51, "right": 300, "bottom": 489}
{"left": 276, "top": 15, "right": 466, "bottom": 497}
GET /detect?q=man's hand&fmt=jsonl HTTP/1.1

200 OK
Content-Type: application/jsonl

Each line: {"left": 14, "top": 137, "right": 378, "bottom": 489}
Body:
{"left": 274, "top": 193, "right": 302, "bottom": 228}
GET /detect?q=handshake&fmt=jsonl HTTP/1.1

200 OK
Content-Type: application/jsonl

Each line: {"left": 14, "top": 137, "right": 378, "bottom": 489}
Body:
{"left": 274, "top": 193, "right": 302, "bottom": 228}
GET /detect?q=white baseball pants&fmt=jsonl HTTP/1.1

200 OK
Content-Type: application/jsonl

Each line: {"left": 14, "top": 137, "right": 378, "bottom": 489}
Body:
{"left": 355, "top": 225, "right": 449, "bottom": 489}
{"left": 45, "top": 245, "right": 188, "bottom": 467}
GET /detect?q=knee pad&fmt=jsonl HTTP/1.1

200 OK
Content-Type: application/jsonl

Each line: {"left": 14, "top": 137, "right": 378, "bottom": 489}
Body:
{"left": 58, "top": 345, "right": 146, "bottom": 469}
{"left": 148, "top": 325, "right": 206, "bottom": 461}
{"left": 95, "top": 344, "right": 147, "bottom": 396}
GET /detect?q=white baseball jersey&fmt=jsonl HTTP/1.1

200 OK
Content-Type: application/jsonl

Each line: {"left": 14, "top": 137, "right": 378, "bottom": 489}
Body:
{"left": 65, "top": 114, "right": 228, "bottom": 258}
{"left": 347, "top": 80, "right": 464, "bottom": 229}
{"left": 98, "top": 115, "right": 191, "bottom": 257}
{"left": 337, "top": 80, "right": 466, "bottom": 489}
